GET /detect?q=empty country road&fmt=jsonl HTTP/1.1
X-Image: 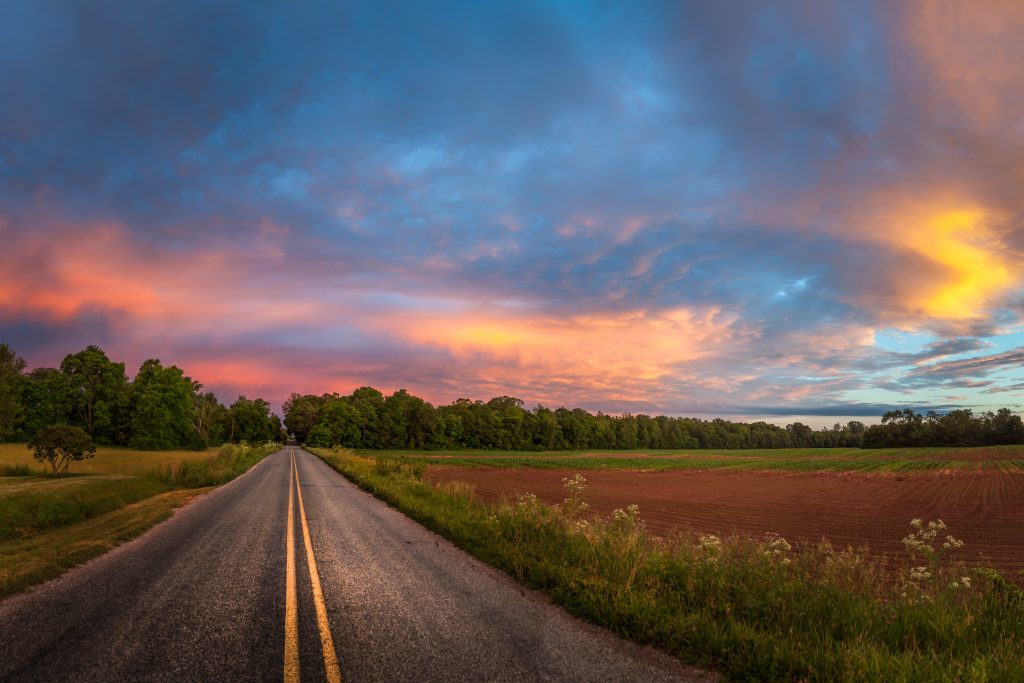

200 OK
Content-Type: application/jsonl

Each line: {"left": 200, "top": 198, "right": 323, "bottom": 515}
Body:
{"left": 0, "top": 447, "right": 713, "bottom": 682}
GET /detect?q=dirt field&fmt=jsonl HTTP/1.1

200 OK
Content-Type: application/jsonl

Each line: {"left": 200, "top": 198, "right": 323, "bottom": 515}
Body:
{"left": 425, "top": 465, "right": 1024, "bottom": 576}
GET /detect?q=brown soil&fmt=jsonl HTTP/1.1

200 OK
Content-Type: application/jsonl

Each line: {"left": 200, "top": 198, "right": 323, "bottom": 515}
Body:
{"left": 425, "top": 465, "right": 1024, "bottom": 577}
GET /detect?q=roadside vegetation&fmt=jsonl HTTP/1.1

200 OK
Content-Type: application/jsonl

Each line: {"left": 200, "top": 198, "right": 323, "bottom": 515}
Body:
{"left": 0, "top": 442, "right": 278, "bottom": 597}
{"left": 0, "top": 342, "right": 283, "bottom": 450}
{"left": 313, "top": 447, "right": 1024, "bottom": 682}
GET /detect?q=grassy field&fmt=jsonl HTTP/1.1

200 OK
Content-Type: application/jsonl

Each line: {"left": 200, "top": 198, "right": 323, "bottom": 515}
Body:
{"left": 320, "top": 447, "right": 1024, "bottom": 682}
{"left": 0, "top": 442, "right": 279, "bottom": 597}
{"left": 356, "top": 444, "right": 1024, "bottom": 473}
{"left": 0, "top": 443, "right": 221, "bottom": 476}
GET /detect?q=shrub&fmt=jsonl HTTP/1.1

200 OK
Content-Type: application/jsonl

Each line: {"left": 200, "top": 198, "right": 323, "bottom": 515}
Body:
{"left": 27, "top": 424, "right": 96, "bottom": 476}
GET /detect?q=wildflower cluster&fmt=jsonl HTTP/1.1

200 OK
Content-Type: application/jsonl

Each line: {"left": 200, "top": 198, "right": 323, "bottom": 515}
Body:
{"left": 902, "top": 518, "right": 964, "bottom": 561}
{"left": 763, "top": 532, "right": 792, "bottom": 564}
{"left": 516, "top": 492, "right": 538, "bottom": 508}
{"left": 610, "top": 503, "right": 640, "bottom": 523}
{"left": 561, "top": 473, "right": 587, "bottom": 497}
{"left": 901, "top": 518, "right": 971, "bottom": 595}
{"left": 695, "top": 534, "right": 723, "bottom": 565}
{"left": 561, "top": 473, "right": 589, "bottom": 518}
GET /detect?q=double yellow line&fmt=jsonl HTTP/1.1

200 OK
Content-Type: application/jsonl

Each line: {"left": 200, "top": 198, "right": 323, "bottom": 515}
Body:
{"left": 285, "top": 448, "right": 342, "bottom": 683}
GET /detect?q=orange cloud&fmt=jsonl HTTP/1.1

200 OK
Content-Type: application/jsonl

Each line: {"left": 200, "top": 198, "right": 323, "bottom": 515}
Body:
{"left": 379, "top": 305, "right": 742, "bottom": 402}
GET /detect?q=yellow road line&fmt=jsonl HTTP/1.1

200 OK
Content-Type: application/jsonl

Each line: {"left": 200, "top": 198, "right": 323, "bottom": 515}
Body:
{"left": 284, "top": 449, "right": 300, "bottom": 682}
{"left": 293, "top": 451, "right": 343, "bottom": 683}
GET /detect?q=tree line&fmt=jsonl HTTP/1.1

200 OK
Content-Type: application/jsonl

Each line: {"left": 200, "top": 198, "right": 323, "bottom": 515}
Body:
{"left": 284, "top": 389, "right": 1024, "bottom": 451}
{"left": 0, "top": 343, "right": 283, "bottom": 450}
{"left": 283, "top": 389, "right": 872, "bottom": 450}
{"left": 862, "top": 408, "right": 1024, "bottom": 448}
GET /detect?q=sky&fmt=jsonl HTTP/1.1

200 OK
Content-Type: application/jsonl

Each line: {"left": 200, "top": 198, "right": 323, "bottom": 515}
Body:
{"left": 2, "top": 1, "right": 1024, "bottom": 424}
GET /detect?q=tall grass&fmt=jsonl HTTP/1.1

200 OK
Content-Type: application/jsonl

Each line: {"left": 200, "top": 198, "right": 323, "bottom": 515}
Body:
{"left": 0, "top": 477, "right": 169, "bottom": 540}
{"left": 0, "top": 443, "right": 279, "bottom": 542}
{"left": 148, "top": 441, "right": 279, "bottom": 488}
{"left": 315, "top": 448, "right": 1024, "bottom": 682}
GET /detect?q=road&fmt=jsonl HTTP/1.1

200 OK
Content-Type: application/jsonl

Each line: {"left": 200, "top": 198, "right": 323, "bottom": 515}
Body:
{"left": 0, "top": 447, "right": 714, "bottom": 682}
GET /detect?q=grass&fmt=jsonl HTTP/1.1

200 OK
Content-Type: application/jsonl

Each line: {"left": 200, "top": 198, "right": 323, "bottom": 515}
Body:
{"left": 0, "top": 443, "right": 221, "bottom": 476}
{"left": 0, "top": 441, "right": 280, "bottom": 598}
{"left": 356, "top": 444, "right": 1024, "bottom": 474}
{"left": 0, "top": 488, "right": 204, "bottom": 599}
{"left": 316, "top": 447, "right": 1024, "bottom": 682}
{"left": 0, "top": 476, "right": 169, "bottom": 541}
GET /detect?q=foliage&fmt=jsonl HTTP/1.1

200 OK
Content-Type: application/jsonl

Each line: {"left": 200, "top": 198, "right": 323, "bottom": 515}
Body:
{"left": 863, "top": 408, "right": 1024, "bottom": 448}
{"left": 59, "top": 345, "right": 128, "bottom": 443}
{"left": 315, "top": 448, "right": 1024, "bottom": 682}
{"left": 129, "top": 359, "right": 196, "bottom": 450}
{"left": 283, "top": 389, "right": 887, "bottom": 451}
{"left": 286, "top": 389, "right": 1023, "bottom": 452}
{"left": 0, "top": 341, "right": 283, "bottom": 450}
{"left": 225, "top": 397, "right": 279, "bottom": 444}
{"left": 0, "top": 343, "right": 27, "bottom": 441}
{"left": 27, "top": 424, "right": 97, "bottom": 475}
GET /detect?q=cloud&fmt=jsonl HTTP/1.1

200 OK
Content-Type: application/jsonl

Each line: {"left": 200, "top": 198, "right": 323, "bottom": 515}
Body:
{"left": 1, "top": 1, "right": 1024, "bottom": 417}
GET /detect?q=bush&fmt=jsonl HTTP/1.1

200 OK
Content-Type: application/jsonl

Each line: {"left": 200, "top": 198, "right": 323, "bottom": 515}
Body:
{"left": 28, "top": 424, "right": 96, "bottom": 476}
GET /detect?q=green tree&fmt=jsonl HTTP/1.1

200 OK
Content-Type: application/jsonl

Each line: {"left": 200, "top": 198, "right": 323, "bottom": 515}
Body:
{"left": 305, "top": 423, "right": 333, "bottom": 447}
{"left": 192, "top": 385, "right": 227, "bottom": 448}
{"left": 60, "top": 345, "right": 127, "bottom": 442}
{"left": 28, "top": 424, "right": 96, "bottom": 475}
{"left": 0, "top": 343, "right": 27, "bottom": 440}
{"left": 282, "top": 393, "right": 322, "bottom": 443}
{"left": 320, "top": 398, "right": 361, "bottom": 446}
{"left": 227, "top": 396, "right": 276, "bottom": 443}
{"left": 20, "top": 368, "right": 71, "bottom": 439}
{"left": 129, "top": 359, "right": 194, "bottom": 450}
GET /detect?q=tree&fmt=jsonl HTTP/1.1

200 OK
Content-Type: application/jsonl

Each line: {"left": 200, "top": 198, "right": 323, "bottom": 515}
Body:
{"left": 60, "top": 345, "right": 127, "bottom": 442}
{"left": 227, "top": 396, "right": 276, "bottom": 443}
{"left": 129, "top": 359, "right": 195, "bottom": 450}
{"left": 283, "top": 393, "right": 322, "bottom": 444}
{"left": 0, "top": 343, "right": 27, "bottom": 441}
{"left": 28, "top": 424, "right": 96, "bottom": 475}
{"left": 192, "top": 384, "right": 227, "bottom": 447}
{"left": 19, "top": 368, "right": 71, "bottom": 439}
{"left": 305, "top": 423, "right": 333, "bottom": 447}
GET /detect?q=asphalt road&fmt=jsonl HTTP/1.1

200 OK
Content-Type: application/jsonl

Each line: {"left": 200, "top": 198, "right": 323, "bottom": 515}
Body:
{"left": 0, "top": 447, "right": 714, "bottom": 682}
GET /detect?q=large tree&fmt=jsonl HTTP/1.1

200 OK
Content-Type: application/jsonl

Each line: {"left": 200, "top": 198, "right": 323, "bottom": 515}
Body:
{"left": 60, "top": 345, "right": 127, "bottom": 442}
{"left": 192, "top": 383, "right": 227, "bottom": 447}
{"left": 0, "top": 343, "right": 27, "bottom": 441}
{"left": 227, "top": 396, "right": 277, "bottom": 443}
{"left": 129, "top": 359, "right": 194, "bottom": 450}
{"left": 20, "top": 368, "right": 71, "bottom": 440}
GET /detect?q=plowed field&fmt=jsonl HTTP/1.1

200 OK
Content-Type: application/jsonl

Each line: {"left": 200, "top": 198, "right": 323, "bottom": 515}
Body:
{"left": 425, "top": 465, "right": 1024, "bottom": 576}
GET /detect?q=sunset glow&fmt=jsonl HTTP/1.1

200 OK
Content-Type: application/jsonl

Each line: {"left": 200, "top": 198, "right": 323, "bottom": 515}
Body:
{"left": 2, "top": 2, "right": 1024, "bottom": 421}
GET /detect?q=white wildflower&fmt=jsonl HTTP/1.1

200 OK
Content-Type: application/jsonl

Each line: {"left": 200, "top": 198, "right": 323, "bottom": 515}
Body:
{"left": 561, "top": 473, "right": 587, "bottom": 497}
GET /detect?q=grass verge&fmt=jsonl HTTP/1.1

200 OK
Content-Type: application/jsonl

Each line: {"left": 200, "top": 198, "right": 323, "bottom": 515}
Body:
{"left": 0, "top": 442, "right": 279, "bottom": 598}
{"left": 0, "top": 488, "right": 204, "bottom": 598}
{"left": 315, "top": 447, "right": 1024, "bottom": 682}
